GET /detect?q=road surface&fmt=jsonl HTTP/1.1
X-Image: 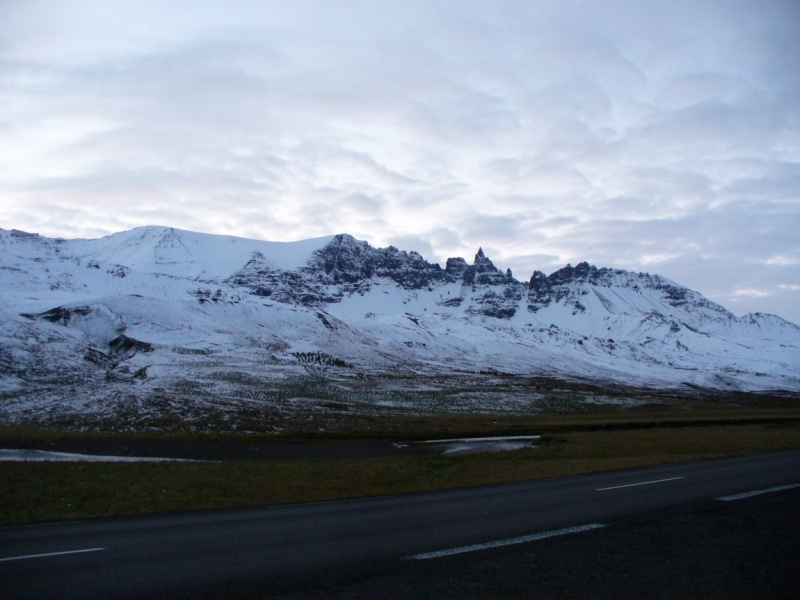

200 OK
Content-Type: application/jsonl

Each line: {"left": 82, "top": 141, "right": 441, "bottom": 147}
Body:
{"left": 2, "top": 450, "right": 798, "bottom": 599}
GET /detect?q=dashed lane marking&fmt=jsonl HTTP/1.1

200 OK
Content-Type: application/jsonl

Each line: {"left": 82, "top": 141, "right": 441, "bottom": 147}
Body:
{"left": 596, "top": 477, "right": 683, "bottom": 491}
{"left": 717, "top": 483, "right": 800, "bottom": 501}
{"left": 404, "top": 524, "right": 606, "bottom": 560}
{"left": 0, "top": 548, "right": 105, "bottom": 563}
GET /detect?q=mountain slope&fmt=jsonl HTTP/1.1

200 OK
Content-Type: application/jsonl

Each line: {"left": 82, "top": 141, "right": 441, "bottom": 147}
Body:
{"left": 1, "top": 226, "right": 798, "bottom": 426}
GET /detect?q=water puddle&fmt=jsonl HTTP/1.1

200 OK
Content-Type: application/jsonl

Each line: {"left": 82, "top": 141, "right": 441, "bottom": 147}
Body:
{"left": 399, "top": 435, "right": 540, "bottom": 455}
{"left": 0, "top": 449, "right": 199, "bottom": 462}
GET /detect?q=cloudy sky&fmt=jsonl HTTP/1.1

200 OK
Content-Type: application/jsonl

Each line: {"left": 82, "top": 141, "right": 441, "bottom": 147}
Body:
{"left": 2, "top": 0, "right": 799, "bottom": 321}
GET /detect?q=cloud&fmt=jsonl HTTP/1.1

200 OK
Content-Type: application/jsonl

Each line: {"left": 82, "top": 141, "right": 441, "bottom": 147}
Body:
{"left": 735, "top": 288, "right": 771, "bottom": 298}
{"left": 767, "top": 256, "right": 799, "bottom": 266}
{"left": 339, "top": 192, "right": 387, "bottom": 216}
{"left": 1, "top": 0, "right": 799, "bottom": 322}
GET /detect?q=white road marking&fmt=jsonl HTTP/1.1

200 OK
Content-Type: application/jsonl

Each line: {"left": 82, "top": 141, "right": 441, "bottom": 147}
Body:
{"left": 404, "top": 524, "right": 606, "bottom": 560}
{"left": 717, "top": 483, "right": 800, "bottom": 501}
{"left": 0, "top": 548, "right": 105, "bottom": 562}
{"left": 596, "top": 476, "right": 683, "bottom": 491}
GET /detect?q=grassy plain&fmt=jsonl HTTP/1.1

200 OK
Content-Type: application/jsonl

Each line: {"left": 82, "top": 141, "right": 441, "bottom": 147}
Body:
{"left": 2, "top": 402, "right": 799, "bottom": 525}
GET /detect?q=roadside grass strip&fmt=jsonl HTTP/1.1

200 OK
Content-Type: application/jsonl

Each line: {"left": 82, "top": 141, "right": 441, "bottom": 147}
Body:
{"left": 404, "top": 523, "right": 606, "bottom": 560}
{"left": 3, "top": 421, "right": 799, "bottom": 525}
{"left": 717, "top": 483, "right": 800, "bottom": 502}
{"left": 596, "top": 476, "right": 683, "bottom": 491}
{"left": 0, "top": 548, "right": 105, "bottom": 562}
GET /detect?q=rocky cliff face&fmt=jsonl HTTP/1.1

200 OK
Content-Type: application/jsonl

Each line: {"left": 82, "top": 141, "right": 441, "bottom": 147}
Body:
{"left": 457, "top": 248, "right": 523, "bottom": 318}
{"left": 223, "top": 235, "right": 528, "bottom": 317}
{"left": 225, "top": 234, "right": 455, "bottom": 306}
{"left": 221, "top": 237, "right": 729, "bottom": 324}
{"left": 307, "top": 234, "right": 450, "bottom": 289}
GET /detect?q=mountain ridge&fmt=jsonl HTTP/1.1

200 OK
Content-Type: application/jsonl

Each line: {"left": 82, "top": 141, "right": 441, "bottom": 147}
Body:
{"left": 0, "top": 224, "right": 786, "bottom": 322}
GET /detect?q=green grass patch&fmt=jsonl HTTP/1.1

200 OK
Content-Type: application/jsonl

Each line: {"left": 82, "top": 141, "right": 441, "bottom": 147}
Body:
{"left": 2, "top": 421, "right": 799, "bottom": 525}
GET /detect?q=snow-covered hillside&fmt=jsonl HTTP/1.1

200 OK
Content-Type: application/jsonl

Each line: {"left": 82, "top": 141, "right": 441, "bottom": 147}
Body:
{"left": 1, "top": 226, "right": 799, "bottom": 426}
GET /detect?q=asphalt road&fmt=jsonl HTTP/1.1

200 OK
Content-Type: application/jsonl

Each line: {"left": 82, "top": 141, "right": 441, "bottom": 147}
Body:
{"left": 1, "top": 450, "right": 799, "bottom": 600}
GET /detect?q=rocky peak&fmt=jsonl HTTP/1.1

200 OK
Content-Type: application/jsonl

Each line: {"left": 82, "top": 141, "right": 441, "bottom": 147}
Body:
{"left": 458, "top": 248, "right": 522, "bottom": 318}
{"left": 529, "top": 270, "right": 548, "bottom": 287}
{"left": 547, "top": 261, "right": 604, "bottom": 286}
{"left": 306, "top": 234, "right": 372, "bottom": 283}
{"left": 226, "top": 234, "right": 456, "bottom": 305}
{"left": 473, "top": 247, "right": 499, "bottom": 273}
{"left": 305, "top": 234, "right": 448, "bottom": 290}
{"left": 445, "top": 257, "right": 469, "bottom": 277}
{"left": 528, "top": 262, "right": 641, "bottom": 314}
{"left": 465, "top": 248, "right": 508, "bottom": 287}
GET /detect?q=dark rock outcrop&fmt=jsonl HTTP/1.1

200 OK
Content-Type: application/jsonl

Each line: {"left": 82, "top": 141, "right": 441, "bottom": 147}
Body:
{"left": 307, "top": 234, "right": 449, "bottom": 290}
{"left": 227, "top": 235, "right": 453, "bottom": 306}
{"left": 109, "top": 335, "right": 153, "bottom": 361}
{"left": 36, "top": 305, "right": 92, "bottom": 325}
{"left": 445, "top": 257, "right": 469, "bottom": 278}
{"left": 464, "top": 249, "right": 522, "bottom": 318}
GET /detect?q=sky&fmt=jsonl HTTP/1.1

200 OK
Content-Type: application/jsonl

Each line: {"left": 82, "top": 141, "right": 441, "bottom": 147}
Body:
{"left": 1, "top": 0, "right": 799, "bottom": 322}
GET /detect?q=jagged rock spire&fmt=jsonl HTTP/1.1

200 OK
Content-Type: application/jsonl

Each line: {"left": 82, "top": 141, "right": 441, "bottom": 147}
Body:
{"left": 473, "top": 247, "right": 499, "bottom": 273}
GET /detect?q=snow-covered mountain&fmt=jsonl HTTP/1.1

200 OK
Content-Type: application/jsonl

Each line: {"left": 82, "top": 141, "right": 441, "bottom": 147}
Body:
{"left": 1, "top": 226, "right": 799, "bottom": 426}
